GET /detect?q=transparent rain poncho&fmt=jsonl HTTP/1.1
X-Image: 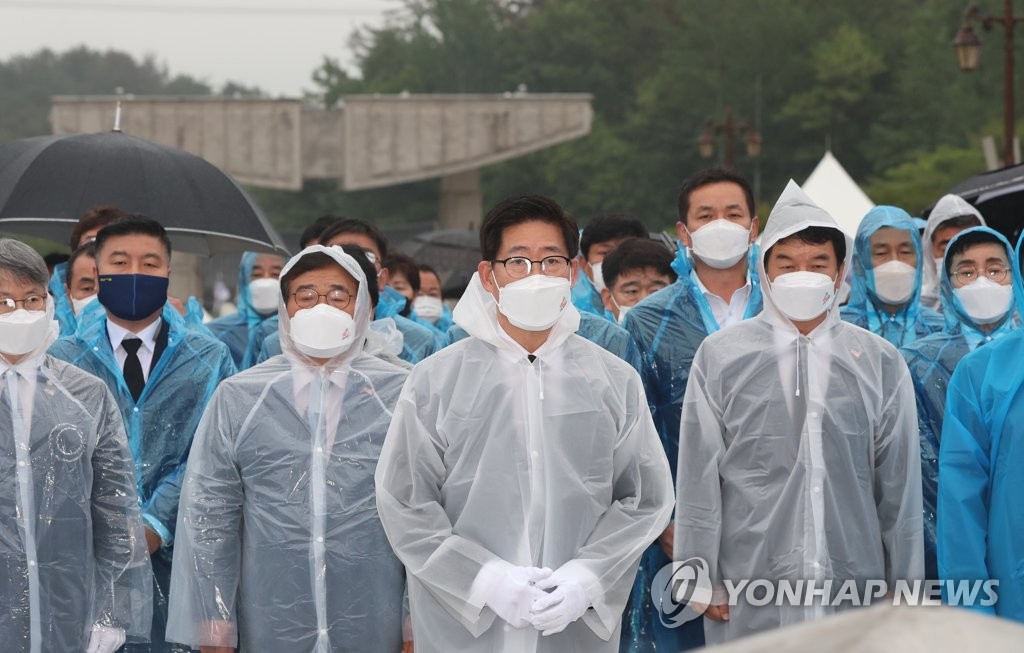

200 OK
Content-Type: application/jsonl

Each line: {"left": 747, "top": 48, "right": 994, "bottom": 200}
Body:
{"left": 2, "top": 310, "right": 152, "bottom": 651}
{"left": 375, "top": 271, "right": 674, "bottom": 652}
{"left": 899, "top": 226, "right": 1020, "bottom": 580}
{"left": 49, "top": 302, "right": 237, "bottom": 651}
{"left": 674, "top": 181, "right": 923, "bottom": 644}
{"left": 207, "top": 251, "right": 278, "bottom": 370}
{"left": 920, "top": 194, "right": 986, "bottom": 311}
{"left": 166, "top": 246, "right": 408, "bottom": 651}
{"left": 840, "top": 205, "right": 944, "bottom": 347}
{"left": 255, "top": 317, "right": 413, "bottom": 370}
{"left": 938, "top": 232, "right": 1024, "bottom": 623}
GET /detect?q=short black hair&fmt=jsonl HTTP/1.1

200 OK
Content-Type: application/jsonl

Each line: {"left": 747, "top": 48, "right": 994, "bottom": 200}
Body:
{"left": 480, "top": 195, "right": 579, "bottom": 261}
{"left": 579, "top": 214, "right": 648, "bottom": 259}
{"left": 932, "top": 215, "right": 983, "bottom": 243}
{"left": 944, "top": 230, "right": 1008, "bottom": 275}
{"left": 318, "top": 217, "right": 389, "bottom": 260}
{"left": 600, "top": 237, "right": 677, "bottom": 290}
{"left": 71, "top": 205, "right": 128, "bottom": 250}
{"left": 43, "top": 252, "right": 69, "bottom": 269}
{"left": 65, "top": 242, "right": 97, "bottom": 286}
{"left": 93, "top": 214, "right": 172, "bottom": 261}
{"left": 678, "top": 167, "right": 755, "bottom": 223}
{"left": 384, "top": 252, "right": 421, "bottom": 293}
{"left": 299, "top": 215, "right": 342, "bottom": 250}
{"left": 765, "top": 226, "right": 847, "bottom": 265}
{"left": 418, "top": 264, "right": 444, "bottom": 299}
{"left": 280, "top": 245, "right": 380, "bottom": 309}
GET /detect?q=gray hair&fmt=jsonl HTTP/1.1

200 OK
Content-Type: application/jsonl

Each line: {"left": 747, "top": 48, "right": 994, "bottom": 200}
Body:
{"left": 0, "top": 239, "right": 50, "bottom": 289}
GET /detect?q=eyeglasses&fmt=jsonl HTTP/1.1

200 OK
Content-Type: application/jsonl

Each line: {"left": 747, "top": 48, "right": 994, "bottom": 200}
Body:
{"left": 951, "top": 266, "right": 1011, "bottom": 284}
{"left": 0, "top": 295, "right": 46, "bottom": 315}
{"left": 492, "top": 256, "right": 571, "bottom": 279}
{"left": 290, "top": 287, "right": 352, "bottom": 310}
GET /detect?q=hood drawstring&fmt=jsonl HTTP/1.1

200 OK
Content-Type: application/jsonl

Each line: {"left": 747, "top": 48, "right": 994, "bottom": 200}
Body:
{"left": 795, "top": 338, "right": 802, "bottom": 398}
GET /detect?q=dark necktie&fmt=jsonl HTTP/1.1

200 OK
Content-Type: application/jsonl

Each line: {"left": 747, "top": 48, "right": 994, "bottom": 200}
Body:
{"left": 122, "top": 338, "right": 145, "bottom": 402}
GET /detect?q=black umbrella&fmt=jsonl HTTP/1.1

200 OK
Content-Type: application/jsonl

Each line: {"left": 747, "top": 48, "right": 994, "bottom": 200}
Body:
{"left": 398, "top": 229, "right": 481, "bottom": 297}
{"left": 0, "top": 131, "right": 289, "bottom": 256}
{"left": 928, "top": 163, "right": 1024, "bottom": 246}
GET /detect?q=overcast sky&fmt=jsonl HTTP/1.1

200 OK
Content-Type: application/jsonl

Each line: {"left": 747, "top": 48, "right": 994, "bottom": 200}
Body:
{"left": 0, "top": 0, "right": 402, "bottom": 97}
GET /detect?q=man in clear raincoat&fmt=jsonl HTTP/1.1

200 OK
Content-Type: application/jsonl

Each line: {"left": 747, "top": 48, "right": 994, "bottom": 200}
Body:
{"left": 167, "top": 245, "right": 407, "bottom": 652}
{"left": 674, "top": 181, "right": 923, "bottom": 644}
{"left": 900, "top": 226, "right": 1021, "bottom": 581}
{"left": 0, "top": 238, "right": 152, "bottom": 652}
{"left": 375, "top": 195, "right": 674, "bottom": 653}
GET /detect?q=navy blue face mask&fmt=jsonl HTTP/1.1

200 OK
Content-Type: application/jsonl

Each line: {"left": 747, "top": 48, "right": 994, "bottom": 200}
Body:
{"left": 97, "top": 274, "right": 169, "bottom": 321}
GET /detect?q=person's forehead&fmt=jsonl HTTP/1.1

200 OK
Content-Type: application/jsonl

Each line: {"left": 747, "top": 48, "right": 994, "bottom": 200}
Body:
{"left": 327, "top": 232, "right": 380, "bottom": 257}
{"left": 688, "top": 182, "right": 747, "bottom": 211}
{"left": 0, "top": 271, "right": 44, "bottom": 295}
{"left": 101, "top": 233, "right": 166, "bottom": 256}
{"left": 591, "top": 237, "right": 627, "bottom": 251}
{"left": 70, "top": 255, "right": 97, "bottom": 277}
{"left": 291, "top": 264, "right": 357, "bottom": 288}
{"left": 253, "top": 253, "right": 284, "bottom": 268}
{"left": 498, "top": 220, "right": 568, "bottom": 254}
{"left": 870, "top": 226, "right": 914, "bottom": 246}
{"left": 420, "top": 270, "right": 441, "bottom": 287}
{"left": 953, "top": 242, "right": 1008, "bottom": 264}
{"left": 771, "top": 238, "right": 835, "bottom": 258}
{"left": 616, "top": 266, "right": 672, "bottom": 283}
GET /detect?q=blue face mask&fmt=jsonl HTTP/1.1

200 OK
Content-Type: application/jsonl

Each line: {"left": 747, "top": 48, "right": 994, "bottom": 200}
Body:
{"left": 98, "top": 273, "right": 169, "bottom": 321}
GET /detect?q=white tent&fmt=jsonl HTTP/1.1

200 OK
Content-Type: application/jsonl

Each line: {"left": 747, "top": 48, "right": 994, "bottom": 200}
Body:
{"left": 712, "top": 604, "right": 1024, "bottom": 652}
{"left": 803, "top": 151, "right": 875, "bottom": 237}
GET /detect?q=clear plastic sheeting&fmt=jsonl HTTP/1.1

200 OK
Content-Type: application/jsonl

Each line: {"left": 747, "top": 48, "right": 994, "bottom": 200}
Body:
{"left": 841, "top": 205, "right": 944, "bottom": 347}
{"left": 674, "top": 181, "right": 923, "bottom": 644}
{"left": 0, "top": 355, "right": 152, "bottom": 650}
{"left": 167, "top": 246, "right": 408, "bottom": 651}
{"left": 899, "top": 226, "right": 1020, "bottom": 581}
{"left": 376, "top": 271, "right": 673, "bottom": 652}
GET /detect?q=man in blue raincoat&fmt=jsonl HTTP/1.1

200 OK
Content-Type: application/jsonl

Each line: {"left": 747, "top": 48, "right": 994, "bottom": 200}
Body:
{"left": 572, "top": 214, "right": 648, "bottom": 321}
{"left": 901, "top": 226, "right": 1020, "bottom": 581}
{"left": 206, "top": 251, "right": 285, "bottom": 369}
{"left": 620, "top": 167, "right": 762, "bottom": 652}
{"left": 938, "top": 230, "right": 1024, "bottom": 623}
{"left": 841, "top": 206, "right": 944, "bottom": 347}
{"left": 50, "top": 215, "right": 236, "bottom": 652}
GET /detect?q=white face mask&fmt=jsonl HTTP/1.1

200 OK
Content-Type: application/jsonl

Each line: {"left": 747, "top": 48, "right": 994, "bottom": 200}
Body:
{"left": 71, "top": 293, "right": 98, "bottom": 316}
{"left": 495, "top": 273, "right": 571, "bottom": 331}
{"left": 954, "top": 277, "right": 1013, "bottom": 324}
{"left": 0, "top": 308, "right": 52, "bottom": 356}
{"left": 687, "top": 220, "right": 752, "bottom": 269}
{"left": 412, "top": 295, "right": 444, "bottom": 323}
{"left": 589, "top": 261, "right": 607, "bottom": 293}
{"left": 872, "top": 260, "right": 917, "bottom": 304}
{"left": 289, "top": 304, "right": 357, "bottom": 358}
{"left": 615, "top": 302, "right": 633, "bottom": 325}
{"left": 770, "top": 271, "right": 838, "bottom": 321}
{"left": 248, "top": 278, "right": 280, "bottom": 315}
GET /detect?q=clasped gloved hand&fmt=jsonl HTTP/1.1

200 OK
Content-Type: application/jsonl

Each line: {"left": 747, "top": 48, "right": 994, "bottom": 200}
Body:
{"left": 530, "top": 572, "right": 590, "bottom": 636}
{"left": 85, "top": 625, "right": 126, "bottom": 653}
{"left": 484, "top": 566, "right": 553, "bottom": 628}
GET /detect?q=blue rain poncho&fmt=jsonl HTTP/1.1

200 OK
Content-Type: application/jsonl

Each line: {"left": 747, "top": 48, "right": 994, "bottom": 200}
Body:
{"left": 840, "top": 206, "right": 944, "bottom": 347}
{"left": 571, "top": 267, "right": 615, "bottom": 321}
{"left": 167, "top": 246, "right": 408, "bottom": 651}
{"left": 1, "top": 311, "right": 152, "bottom": 651}
{"left": 49, "top": 303, "right": 236, "bottom": 651}
{"left": 206, "top": 252, "right": 279, "bottom": 370}
{"left": 443, "top": 308, "right": 642, "bottom": 372}
{"left": 938, "top": 232, "right": 1024, "bottom": 622}
{"left": 48, "top": 261, "right": 77, "bottom": 337}
{"left": 674, "top": 181, "right": 923, "bottom": 644}
{"left": 900, "top": 227, "right": 1020, "bottom": 581}
{"left": 375, "top": 271, "right": 673, "bottom": 652}
{"left": 618, "top": 244, "right": 762, "bottom": 651}
{"left": 920, "top": 195, "right": 986, "bottom": 311}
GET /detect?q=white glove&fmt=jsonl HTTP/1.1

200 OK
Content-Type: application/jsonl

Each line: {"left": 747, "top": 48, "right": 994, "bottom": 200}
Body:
{"left": 530, "top": 574, "right": 590, "bottom": 636}
{"left": 86, "top": 625, "right": 126, "bottom": 653}
{"left": 484, "top": 565, "right": 553, "bottom": 628}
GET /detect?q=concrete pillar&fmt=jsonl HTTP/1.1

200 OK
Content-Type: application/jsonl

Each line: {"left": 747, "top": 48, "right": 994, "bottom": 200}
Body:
{"left": 438, "top": 169, "right": 482, "bottom": 230}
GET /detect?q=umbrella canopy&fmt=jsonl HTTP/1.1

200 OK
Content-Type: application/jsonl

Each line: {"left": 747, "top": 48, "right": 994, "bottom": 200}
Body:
{"left": 713, "top": 604, "right": 1024, "bottom": 652}
{"left": 932, "top": 163, "right": 1024, "bottom": 246}
{"left": 398, "top": 228, "right": 481, "bottom": 297}
{"left": 0, "top": 131, "right": 289, "bottom": 256}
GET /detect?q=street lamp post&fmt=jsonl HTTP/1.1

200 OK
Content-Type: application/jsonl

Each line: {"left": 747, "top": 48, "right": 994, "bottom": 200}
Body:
{"left": 954, "top": 1, "right": 1024, "bottom": 167}
{"left": 698, "top": 108, "right": 762, "bottom": 169}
